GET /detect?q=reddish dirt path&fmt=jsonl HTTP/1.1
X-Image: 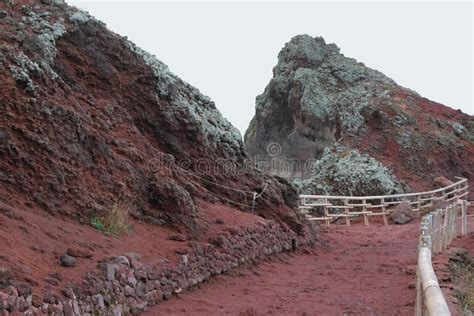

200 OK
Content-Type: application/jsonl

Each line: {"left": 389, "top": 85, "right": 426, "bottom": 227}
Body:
{"left": 145, "top": 221, "right": 421, "bottom": 315}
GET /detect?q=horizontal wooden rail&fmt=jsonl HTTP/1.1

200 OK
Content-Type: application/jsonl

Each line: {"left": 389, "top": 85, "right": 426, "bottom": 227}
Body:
{"left": 298, "top": 178, "right": 469, "bottom": 226}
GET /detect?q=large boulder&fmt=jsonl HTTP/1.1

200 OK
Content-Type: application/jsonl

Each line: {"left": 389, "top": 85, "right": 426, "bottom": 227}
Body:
{"left": 293, "top": 145, "right": 407, "bottom": 196}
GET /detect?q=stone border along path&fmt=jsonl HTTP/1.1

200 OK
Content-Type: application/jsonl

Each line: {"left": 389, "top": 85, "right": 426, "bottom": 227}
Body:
{"left": 143, "top": 179, "right": 471, "bottom": 315}
{"left": 145, "top": 219, "right": 426, "bottom": 315}
{"left": 0, "top": 221, "right": 312, "bottom": 315}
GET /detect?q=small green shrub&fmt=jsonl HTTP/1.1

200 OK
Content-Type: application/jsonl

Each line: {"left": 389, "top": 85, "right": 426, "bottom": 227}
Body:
{"left": 90, "top": 216, "right": 106, "bottom": 232}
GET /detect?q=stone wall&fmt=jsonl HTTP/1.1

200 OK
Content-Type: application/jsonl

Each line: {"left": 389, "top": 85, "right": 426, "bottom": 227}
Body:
{"left": 0, "top": 221, "right": 313, "bottom": 315}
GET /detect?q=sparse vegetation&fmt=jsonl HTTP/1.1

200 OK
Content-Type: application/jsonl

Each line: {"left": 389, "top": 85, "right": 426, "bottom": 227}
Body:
{"left": 457, "top": 270, "right": 474, "bottom": 314}
{"left": 449, "top": 249, "right": 474, "bottom": 315}
{"left": 91, "top": 197, "right": 132, "bottom": 236}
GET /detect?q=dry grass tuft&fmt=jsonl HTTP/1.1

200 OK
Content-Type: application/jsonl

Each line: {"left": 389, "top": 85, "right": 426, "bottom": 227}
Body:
{"left": 91, "top": 197, "right": 132, "bottom": 236}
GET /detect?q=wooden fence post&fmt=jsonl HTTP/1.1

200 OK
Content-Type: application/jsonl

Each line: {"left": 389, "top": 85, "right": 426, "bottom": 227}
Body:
{"left": 461, "top": 200, "right": 468, "bottom": 235}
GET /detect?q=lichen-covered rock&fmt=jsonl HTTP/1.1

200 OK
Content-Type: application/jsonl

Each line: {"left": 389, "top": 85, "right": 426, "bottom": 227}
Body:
{"left": 293, "top": 145, "right": 407, "bottom": 196}
{"left": 0, "top": 3, "right": 311, "bottom": 239}
{"left": 245, "top": 34, "right": 474, "bottom": 194}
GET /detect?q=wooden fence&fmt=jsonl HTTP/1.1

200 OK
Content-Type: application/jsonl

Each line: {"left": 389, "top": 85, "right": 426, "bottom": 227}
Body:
{"left": 298, "top": 177, "right": 469, "bottom": 226}
{"left": 415, "top": 199, "right": 470, "bottom": 316}
{"left": 298, "top": 178, "right": 470, "bottom": 315}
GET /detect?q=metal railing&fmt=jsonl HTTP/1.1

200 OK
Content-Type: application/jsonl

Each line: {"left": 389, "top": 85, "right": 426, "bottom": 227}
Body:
{"left": 415, "top": 199, "right": 470, "bottom": 316}
{"left": 298, "top": 177, "right": 469, "bottom": 226}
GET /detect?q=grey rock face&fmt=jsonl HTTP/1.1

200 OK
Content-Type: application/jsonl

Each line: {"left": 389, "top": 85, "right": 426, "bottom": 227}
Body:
{"left": 12, "top": 8, "right": 67, "bottom": 83}
{"left": 125, "top": 41, "right": 245, "bottom": 161}
{"left": 68, "top": 11, "right": 92, "bottom": 24}
{"left": 245, "top": 35, "right": 397, "bottom": 181}
{"left": 292, "top": 145, "right": 406, "bottom": 196}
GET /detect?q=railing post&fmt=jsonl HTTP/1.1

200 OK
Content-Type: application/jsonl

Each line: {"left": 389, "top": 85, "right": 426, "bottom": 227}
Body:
{"left": 323, "top": 198, "right": 330, "bottom": 226}
{"left": 363, "top": 198, "right": 369, "bottom": 226}
{"left": 344, "top": 199, "right": 350, "bottom": 226}
{"left": 461, "top": 200, "right": 468, "bottom": 235}
{"left": 381, "top": 198, "right": 388, "bottom": 226}
{"left": 415, "top": 264, "right": 422, "bottom": 316}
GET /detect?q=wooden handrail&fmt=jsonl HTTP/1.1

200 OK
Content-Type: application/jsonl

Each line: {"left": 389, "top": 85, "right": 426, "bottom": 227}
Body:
{"left": 298, "top": 178, "right": 469, "bottom": 226}
{"left": 299, "top": 178, "right": 467, "bottom": 200}
{"left": 415, "top": 200, "right": 469, "bottom": 315}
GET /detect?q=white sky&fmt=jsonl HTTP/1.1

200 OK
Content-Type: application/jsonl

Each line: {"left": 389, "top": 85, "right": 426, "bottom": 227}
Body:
{"left": 67, "top": 1, "right": 473, "bottom": 136}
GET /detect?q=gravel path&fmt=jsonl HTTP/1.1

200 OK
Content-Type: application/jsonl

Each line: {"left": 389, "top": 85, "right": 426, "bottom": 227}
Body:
{"left": 145, "top": 221, "right": 421, "bottom": 315}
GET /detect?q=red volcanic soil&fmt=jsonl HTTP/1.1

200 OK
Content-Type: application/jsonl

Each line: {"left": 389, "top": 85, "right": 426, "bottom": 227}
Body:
{"left": 145, "top": 209, "right": 474, "bottom": 316}
{"left": 0, "top": 199, "right": 269, "bottom": 294}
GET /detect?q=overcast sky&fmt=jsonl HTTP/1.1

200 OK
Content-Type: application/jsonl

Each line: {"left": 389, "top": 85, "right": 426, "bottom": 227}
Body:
{"left": 68, "top": 1, "right": 473, "bottom": 136}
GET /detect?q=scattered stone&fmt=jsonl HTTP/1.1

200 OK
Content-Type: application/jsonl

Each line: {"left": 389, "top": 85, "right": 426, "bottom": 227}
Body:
{"left": 389, "top": 201, "right": 413, "bottom": 224}
{"left": 14, "top": 282, "right": 31, "bottom": 298}
{"left": 45, "top": 277, "right": 60, "bottom": 286}
{"left": 167, "top": 234, "right": 186, "bottom": 242}
{"left": 0, "top": 266, "right": 13, "bottom": 288}
{"left": 0, "top": 10, "right": 7, "bottom": 19}
{"left": 67, "top": 248, "right": 93, "bottom": 259}
{"left": 59, "top": 255, "right": 76, "bottom": 267}
{"left": 24, "top": 276, "right": 38, "bottom": 287}
{"left": 49, "top": 272, "right": 63, "bottom": 281}
{"left": 433, "top": 176, "right": 453, "bottom": 189}
{"left": 209, "top": 236, "right": 225, "bottom": 248}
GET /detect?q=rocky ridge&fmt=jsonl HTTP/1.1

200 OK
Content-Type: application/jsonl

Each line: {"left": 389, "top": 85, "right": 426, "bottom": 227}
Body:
{"left": 245, "top": 35, "right": 474, "bottom": 195}
{"left": 0, "top": 0, "right": 309, "bottom": 237}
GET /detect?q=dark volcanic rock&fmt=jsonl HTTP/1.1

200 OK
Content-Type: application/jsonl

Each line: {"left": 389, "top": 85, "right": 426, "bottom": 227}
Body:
{"left": 0, "top": 3, "right": 311, "bottom": 238}
{"left": 389, "top": 201, "right": 413, "bottom": 225}
{"left": 245, "top": 35, "right": 474, "bottom": 195}
{"left": 59, "top": 255, "right": 76, "bottom": 267}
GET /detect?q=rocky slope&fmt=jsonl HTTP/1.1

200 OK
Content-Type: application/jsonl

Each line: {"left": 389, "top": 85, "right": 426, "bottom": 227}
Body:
{"left": 0, "top": 1, "right": 317, "bottom": 314}
{"left": 245, "top": 35, "right": 474, "bottom": 195}
{"left": 0, "top": 0, "right": 311, "bottom": 238}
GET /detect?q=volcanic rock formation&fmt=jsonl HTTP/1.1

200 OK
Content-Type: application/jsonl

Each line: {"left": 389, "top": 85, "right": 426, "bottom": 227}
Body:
{"left": 245, "top": 35, "right": 474, "bottom": 195}
{"left": 0, "top": 1, "right": 309, "bottom": 238}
